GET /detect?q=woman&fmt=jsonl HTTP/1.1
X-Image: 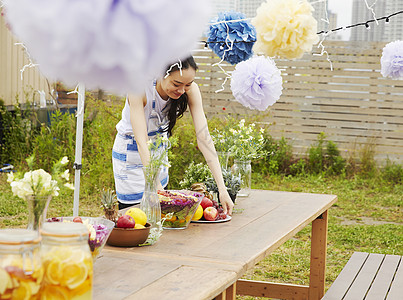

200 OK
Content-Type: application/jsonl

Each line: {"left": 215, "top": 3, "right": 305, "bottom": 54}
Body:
{"left": 112, "top": 56, "right": 234, "bottom": 215}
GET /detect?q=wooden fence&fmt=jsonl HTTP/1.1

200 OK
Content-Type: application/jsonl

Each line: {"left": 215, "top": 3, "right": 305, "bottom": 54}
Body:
{"left": 193, "top": 41, "right": 403, "bottom": 163}
{"left": 0, "top": 14, "right": 51, "bottom": 106}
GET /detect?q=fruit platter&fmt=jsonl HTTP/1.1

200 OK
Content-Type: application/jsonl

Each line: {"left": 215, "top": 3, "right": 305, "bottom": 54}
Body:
{"left": 191, "top": 195, "right": 230, "bottom": 223}
{"left": 46, "top": 216, "right": 114, "bottom": 259}
{"left": 107, "top": 207, "right": 151, "bottom": 247}
{"left": 158, "top": 190, "right": 203, "bottom": 229}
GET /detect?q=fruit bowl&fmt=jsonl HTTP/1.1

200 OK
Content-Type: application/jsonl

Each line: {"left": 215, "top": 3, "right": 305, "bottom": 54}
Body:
{"left": 46, "top": 216, "right": 114, "bottom": 259}
{"left": 159, "top": 190, "right": 204, "bottom": 229}
{"left": 106, "top": 223, "right": 151, "bottom": 247}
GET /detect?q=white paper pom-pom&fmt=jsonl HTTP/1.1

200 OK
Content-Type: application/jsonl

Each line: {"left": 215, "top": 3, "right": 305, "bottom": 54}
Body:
{"left": 3, "top": 0, "right": 211, "bottom": 94}
{"left": 381, "top": 40, "right": 403, "bottom": 79}
{"left": 230, "top": 56, "right": 282, "bottom": 111}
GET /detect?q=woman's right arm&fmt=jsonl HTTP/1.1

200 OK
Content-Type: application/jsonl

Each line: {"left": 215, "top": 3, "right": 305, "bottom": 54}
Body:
{"left": 128, "top": 94, "right": 150, "bottom": 167}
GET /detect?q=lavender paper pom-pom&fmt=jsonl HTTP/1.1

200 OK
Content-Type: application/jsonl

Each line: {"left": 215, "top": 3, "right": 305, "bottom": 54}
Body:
{"left": 207, "top": 11, "right": 256, "bottom": 65}
{"left": 381, "top": 40, "right": 403, "bottom": 79}
{"left": 230, "top": 56, "right": 282, "bottom": 111}
{"left": 3, "top": 0, "right": 211, "bottom": 94}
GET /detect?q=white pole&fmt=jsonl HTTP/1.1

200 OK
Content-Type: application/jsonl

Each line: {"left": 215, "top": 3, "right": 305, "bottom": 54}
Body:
{"left": 73, "top": 83, "right": 85, "bottom": 217}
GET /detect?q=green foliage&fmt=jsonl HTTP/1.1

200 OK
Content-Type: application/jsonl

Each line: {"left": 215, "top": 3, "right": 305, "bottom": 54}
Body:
{"left": 0, "top": 102, "right": 38, "bottom": 165}
{"left": 382, "top": 159, "right": 403, "bottom": 184}
{"left": 179, "top": 161, "right": 212, "bottom": 189}
{"left": 307, "top": 133, "right": 346, "bottom": 175}
{"left": 167, "top": 115, "right": 203, "bottom": 188}
{"left": 358, "top": 141, "right": 378, "bottom": 178}
{"left": 31, "top": 110, "right": 76, "bottom": 171}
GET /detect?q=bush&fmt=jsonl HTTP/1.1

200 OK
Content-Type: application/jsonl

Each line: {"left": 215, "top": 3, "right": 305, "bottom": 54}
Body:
{"left": 307, "top": 133, "right": 346, "bottom": 175}
{"left": 382, "top": 159, "right": 403, "bottom": 185}
{"left": 0, "top": 101, "right": 38, "bottom": 166}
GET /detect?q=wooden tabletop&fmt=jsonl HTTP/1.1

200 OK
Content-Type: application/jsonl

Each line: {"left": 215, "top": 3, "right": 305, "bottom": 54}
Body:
{"left": 93, "top": 189, "right": 337, "bottom": 300}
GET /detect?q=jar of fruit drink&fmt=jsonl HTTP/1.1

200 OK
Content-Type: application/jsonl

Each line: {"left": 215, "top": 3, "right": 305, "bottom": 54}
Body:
{"left": 40, "top": 222, "right": 93, "bottom": 299}
{"left": 0, "top": 229, "right": 43, "bottom": 299}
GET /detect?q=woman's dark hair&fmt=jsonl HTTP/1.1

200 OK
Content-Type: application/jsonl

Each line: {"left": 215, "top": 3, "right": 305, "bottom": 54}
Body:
{"left": 165, "top": 56, "right": 198, "bottom": 136}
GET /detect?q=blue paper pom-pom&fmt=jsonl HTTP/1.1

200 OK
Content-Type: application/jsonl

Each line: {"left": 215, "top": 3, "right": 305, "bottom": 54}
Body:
{"left": 207, "top": 11, "right": 256, "bottom": 65}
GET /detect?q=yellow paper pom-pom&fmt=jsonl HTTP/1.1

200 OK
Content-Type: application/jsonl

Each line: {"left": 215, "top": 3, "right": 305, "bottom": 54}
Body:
{"left": 252, "top": 0, "right": 319, "bottom": 59}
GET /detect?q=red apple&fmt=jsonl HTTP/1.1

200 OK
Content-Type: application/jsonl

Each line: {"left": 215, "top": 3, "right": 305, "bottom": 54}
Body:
{"left": 203, "top": 206, "right": 218, "bottom": 221}
{"left": 73, "top": 217, "right": 83, "bottom": 223}
{"left": 200, "top": 197, "right": 213, "bottom": 210}
{"left": 116, "top": 215, "right": 135, "bottom": 228}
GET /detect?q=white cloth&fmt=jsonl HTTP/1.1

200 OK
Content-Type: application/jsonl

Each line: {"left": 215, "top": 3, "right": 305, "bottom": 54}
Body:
{"left": 112, "top": 80, "right": 170, "bottom": 204}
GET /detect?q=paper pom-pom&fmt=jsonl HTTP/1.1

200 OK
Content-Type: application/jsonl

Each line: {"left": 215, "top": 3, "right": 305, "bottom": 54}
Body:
{"left": 230, "top": 56, "right": 282, "bottom": 111}
{"left": 3, "top": 0, "right": 211, "bottom": 94}
{"left": 381, "top": 40, "right": 403, "bottom": 79}
{"left": 207, "top": 11, "right": 256, "bottom": 65}
{"left": 252, "top": 0, "right": 318, "bottom": 59}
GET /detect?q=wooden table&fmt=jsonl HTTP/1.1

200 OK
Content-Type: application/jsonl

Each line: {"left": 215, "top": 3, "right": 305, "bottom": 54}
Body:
{"left": 93, "top": 189, "right": 337, "bottom": 300}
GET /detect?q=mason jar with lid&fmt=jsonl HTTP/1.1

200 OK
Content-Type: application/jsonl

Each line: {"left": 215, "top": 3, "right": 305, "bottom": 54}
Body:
{"left": 0, "top": 229, "right": 43, "bottom": 299}
{"left": 40, "top": 222, "right": 93, "bottom": 300}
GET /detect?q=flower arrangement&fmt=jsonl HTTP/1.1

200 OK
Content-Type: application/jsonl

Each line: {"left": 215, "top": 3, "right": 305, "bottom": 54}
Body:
{"left": 252, "top": 0, "right": 318, "bottom": 59}
{"left": 211, "top": 127, "right": 237, "bottom": 154}
{"left": 230, "top": 55, "right": 283, "bottom": 111}
{"left": 228, "top": 119, "right": 266, "bottom": 160}
{"left": 205, "top": 168, "right": 241, "bottom": 202}
{"left": 207, "top": 11, "right": 256, "bottom": 65}
{"left": 7, "top": 155, "right": 74, "bottom": 230}
{"left": 381, "top": 40, "right": 403, "bottom": 79}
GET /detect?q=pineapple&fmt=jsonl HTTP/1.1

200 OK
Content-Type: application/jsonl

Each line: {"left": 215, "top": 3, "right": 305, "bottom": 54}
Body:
{"left": 100, "top": 189, "right": 118, "bottom": 223}
{"left": 190, "top": 183, "right": 213, "bottom": 200}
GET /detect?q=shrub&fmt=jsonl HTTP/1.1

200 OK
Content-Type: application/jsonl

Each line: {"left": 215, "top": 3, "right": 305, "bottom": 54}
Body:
{"left": 382, "top": 159, "right": 403, "bottom": 184}
{"left": 307, "top": 133, "right": 345, "bottom": 175}
{"left": 0, "top": 101, "right": 38, "bottom": 166}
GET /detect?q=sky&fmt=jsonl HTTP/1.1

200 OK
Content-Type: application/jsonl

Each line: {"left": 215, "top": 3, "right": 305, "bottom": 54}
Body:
{"left": 328, "top": 0, "right": 353, "bottom": 40}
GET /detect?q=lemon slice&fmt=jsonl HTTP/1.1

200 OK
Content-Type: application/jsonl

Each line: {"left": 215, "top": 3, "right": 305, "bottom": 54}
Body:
{"left": 11, "top": 281, "right": 31, "bottom": 300}
{"left": 0, "top": 268, "right": 11, "bottom": 294}
{"left": 45, "top": 259, "right": 62, "bottom": 285}
{"left": 41, "top": 285, "right": 70, "bottom": 300}
{"left": 63, "top": 262, "right": 88, "bottom": 290}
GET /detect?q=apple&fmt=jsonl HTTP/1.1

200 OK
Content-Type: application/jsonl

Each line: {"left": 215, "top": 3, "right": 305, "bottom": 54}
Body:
{"left": 73, "top": 217, "right": 83, "bottom": 223}
{"left": 200, "top": 197, "right": 213, "bottom": 210}
{"left": 203, "top": 206, "right": 218, "bottom": 221}
{"left": 116, "top": 215, "right": 135, "bottom": 228}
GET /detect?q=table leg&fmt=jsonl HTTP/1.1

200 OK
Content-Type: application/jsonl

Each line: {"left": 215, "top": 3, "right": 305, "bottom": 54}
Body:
{"left": 215, "top": 282, "right": 236, "bottom": 300}
{"left": 309, "top": 210, "right": 328, "bottom": 299}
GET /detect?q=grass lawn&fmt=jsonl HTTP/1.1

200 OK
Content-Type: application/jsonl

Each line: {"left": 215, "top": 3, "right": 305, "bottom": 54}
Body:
{"left": 1, "top": 172, "right": 402, "bottom": 299}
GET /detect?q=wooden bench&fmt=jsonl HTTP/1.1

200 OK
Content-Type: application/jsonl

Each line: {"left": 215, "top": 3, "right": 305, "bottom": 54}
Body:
{"left": 323, "top": 252, "right": 403, "bottom": 300}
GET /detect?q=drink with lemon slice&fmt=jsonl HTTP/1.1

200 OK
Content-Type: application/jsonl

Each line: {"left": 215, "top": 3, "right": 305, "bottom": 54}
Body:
{"left": 40, "top": 222, "right": 93, "bottom": 299}
{"left": 0, "top": 229, "right": 43, "bottom": 300}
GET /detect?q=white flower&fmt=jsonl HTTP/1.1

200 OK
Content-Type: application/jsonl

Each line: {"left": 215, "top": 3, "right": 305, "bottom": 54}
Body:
{"left": 64, "top": 183, "right": 75, "bottom": 190}
{"left": 61, "top": 169, "right": 70, "bottom": 181}
{"left": 6, "top": 172, "right": 14, "bottom": 183}
{"left": 60, "top": 156, "right": 69, "bottom": 165}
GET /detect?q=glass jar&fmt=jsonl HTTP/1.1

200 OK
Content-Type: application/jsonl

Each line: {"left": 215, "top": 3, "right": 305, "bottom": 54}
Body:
{"left": 40, "top": 222, "right": 93, "bottom": 300}
{"left": 231, "top": 159, "right": 252, "bottom": 197}
{"left": 140, "top": 166, "right": 161, "bottom": 228}
{"left": 0, "top": 229, "right": 42, "bottom": 299}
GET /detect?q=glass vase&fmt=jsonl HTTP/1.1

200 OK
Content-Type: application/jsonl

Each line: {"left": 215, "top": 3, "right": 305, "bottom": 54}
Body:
{"left": 217, "top": 151, "right": 231, "bottom": 170}
{"left": 140, "top": 166, "right": 161, "bottom": 228}
{"left": 231, "top": 159, "right": 251, "bottom": 197}
{"left": 26, "top": 195, "right": 52, "bottom": 231}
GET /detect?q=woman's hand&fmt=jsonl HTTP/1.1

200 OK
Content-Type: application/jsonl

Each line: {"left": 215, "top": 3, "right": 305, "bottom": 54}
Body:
{"left": 219, "top": 189, "right": 234, "bottom": 216}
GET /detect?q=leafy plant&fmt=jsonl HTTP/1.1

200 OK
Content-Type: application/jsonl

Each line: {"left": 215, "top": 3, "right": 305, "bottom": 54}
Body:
{"left": 179, "top": 162, "right": 212, "bottom": 189}
{"left": 205, "top": 168, "right": 241, "bottom": 199}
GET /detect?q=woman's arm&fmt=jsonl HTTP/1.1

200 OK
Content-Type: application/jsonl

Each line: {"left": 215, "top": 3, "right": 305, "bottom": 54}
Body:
{"left": 187, "top": 83, "right": 234, "bottom": 215}
{"left": 128, "top": 94, "right": 150, "bottom": 167}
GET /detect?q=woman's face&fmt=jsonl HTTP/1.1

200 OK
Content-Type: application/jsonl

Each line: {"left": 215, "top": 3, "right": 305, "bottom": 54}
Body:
{"left": 160, "top": 67, "right": 196, "bottom": 99}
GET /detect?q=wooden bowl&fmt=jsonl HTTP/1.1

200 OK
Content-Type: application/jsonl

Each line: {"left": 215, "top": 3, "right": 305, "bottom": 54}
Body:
{"left": 106, "top": 223, "right": 151, "bottom": 247}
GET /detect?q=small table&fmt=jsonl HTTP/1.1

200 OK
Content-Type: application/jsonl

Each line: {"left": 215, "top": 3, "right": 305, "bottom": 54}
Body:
{"left": 94, "top": 189, "right": 337, "bottom": 300}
